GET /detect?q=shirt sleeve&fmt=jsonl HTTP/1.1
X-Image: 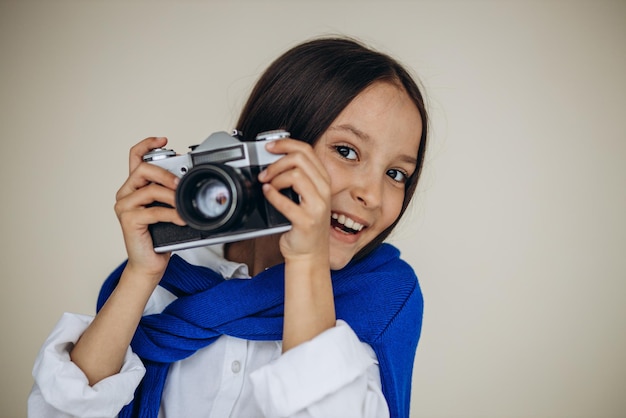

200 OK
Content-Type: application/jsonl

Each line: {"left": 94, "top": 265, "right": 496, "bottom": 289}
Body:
{"left": 248, "top": 320, "right": 389, "bottom": 418}
{"left": 28, "top": 312, "right": 146, "bottom": 418}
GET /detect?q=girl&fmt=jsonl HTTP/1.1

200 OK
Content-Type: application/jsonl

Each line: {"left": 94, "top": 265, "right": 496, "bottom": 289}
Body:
{"left": 30, "top": 37, "right": 428, "bottom": 418}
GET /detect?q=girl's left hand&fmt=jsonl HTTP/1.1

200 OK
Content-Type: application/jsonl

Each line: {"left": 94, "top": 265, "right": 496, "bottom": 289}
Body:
{"left": 258, "top": 138, "right": 331, "bottom": 264}
{"left": 260, "top": 138, "right": 336, "bottom": 352}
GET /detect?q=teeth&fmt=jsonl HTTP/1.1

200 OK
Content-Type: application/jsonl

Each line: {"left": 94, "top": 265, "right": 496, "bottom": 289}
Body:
{"left": 331, "top": 212, "right": 364, "bottom": 232}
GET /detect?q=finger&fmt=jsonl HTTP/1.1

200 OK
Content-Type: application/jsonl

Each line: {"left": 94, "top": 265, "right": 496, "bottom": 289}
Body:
{"left": 262, "top": 183, "right": 302, "bottom": 221}
{"left": 265, "top": 139, "right": 330, "bottom": 183}
{"left": 128, "top": 137, "right": 169, "bottom": 174}
{"left": 116, "top": 162, "right": 179, "bottom": 201}
{"left": 116, "top": 185, "right": 186, "bottom": 228}
{"left": 263, "top": 166, "right": 330, "bottom": 216}
{"left": 115, "top": 183, "right": 178, "bottom": 214}
{"left": 262, "top": 183, "right": 328, "bottom": 229}
{"left": 118, "top": 205, "right": 186, "bottom": 232}
{"left": 260, "top": 146, "right": 330, "bottom": 194}
{"left": 266, "top": 166, "right": 330, "bottom": 204}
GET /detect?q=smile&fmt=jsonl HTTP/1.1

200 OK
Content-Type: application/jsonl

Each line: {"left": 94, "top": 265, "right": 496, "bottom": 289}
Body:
{"left": 331, "top": 212, "right": 365, "bottom": 234}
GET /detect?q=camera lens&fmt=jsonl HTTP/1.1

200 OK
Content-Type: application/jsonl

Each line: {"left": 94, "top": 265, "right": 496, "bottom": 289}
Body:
{"left": 176, "top": 164, "right": 252, "bottom": 232}
{"left": 195, "top": 179, "right": 231, "bottom": 218}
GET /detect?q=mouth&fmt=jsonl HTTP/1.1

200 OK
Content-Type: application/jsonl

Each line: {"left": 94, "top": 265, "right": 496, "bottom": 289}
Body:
{"left": 331, "top": 212, "right": 366, "bottom": 235}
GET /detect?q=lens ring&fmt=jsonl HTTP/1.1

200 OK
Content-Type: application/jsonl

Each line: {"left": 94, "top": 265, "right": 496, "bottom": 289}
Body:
{"left": 175, "top": 164, "right": 247, "bottom": 231}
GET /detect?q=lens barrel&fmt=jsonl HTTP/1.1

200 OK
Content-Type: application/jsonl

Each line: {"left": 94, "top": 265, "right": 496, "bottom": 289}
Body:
{"left": 175, "top": 164, "right": 252, "bottom": 231}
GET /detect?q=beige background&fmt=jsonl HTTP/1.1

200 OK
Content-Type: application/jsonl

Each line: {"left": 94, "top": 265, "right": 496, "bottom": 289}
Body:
{"left": 1, "top": 1, "right": 625, "bottom": 417}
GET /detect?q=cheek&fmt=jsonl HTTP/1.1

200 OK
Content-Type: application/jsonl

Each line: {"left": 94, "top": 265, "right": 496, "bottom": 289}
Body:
{"left": 380, "top": 191, "right": 405, "bottom": 229}
{"left": 318, "top": 158, "right": 345, "bottom": 193}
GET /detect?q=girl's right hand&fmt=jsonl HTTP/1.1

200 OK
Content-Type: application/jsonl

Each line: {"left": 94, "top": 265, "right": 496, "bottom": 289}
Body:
{"left": 114, "top": 137, "right": 186, "bottom": 282}
{"left": 70, "top": 137, "right": 186, "bottom": 385}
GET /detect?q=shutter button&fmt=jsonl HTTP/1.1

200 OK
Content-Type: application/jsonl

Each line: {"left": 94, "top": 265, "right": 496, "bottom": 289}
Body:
{"left": 231, "top": 361, "right": 241, "bottom": 374}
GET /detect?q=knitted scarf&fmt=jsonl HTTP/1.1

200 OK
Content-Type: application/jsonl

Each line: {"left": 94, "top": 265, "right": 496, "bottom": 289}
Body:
{"left": 97, "top": 243, "right": 423, "bottom": 418}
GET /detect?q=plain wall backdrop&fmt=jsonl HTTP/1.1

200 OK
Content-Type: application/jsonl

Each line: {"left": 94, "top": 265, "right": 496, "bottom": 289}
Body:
{"left": 1, "top": 1, "right": 625, "bottom": 417}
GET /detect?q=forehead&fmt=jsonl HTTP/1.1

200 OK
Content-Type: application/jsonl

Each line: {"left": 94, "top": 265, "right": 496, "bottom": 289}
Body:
{"left": 330, "top": 82, "right": 422, "bottom": 157}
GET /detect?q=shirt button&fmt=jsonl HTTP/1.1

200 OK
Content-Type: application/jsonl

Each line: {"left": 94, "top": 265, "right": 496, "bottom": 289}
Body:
{"left": 231, "top": 361, "right": 241, "bottom": 374}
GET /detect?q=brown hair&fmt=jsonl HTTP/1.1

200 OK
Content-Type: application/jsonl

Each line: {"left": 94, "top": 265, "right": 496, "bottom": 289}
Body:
{"left": 237, "top": 37, "right": 428, "bottom": 260}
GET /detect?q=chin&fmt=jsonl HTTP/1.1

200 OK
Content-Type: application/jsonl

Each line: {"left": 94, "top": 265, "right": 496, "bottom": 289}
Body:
{"left": 328, "top": 229, "right": 369, "bottom": 270}
{"left": 328, "top": 245, "right": 360, "bottom": 271}
{"left": 329, "top": 257, "right": 352, "bottom": 271}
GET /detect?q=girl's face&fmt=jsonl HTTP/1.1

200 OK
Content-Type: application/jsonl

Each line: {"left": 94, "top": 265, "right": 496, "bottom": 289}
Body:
{"left": 314, "top": 81, "right": 423, "bottom": 270}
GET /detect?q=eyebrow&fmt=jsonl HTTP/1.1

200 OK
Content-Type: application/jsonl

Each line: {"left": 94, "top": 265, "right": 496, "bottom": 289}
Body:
{"left": 330, "top": 124, "right": 418, "bottom": 166}
{"left": 331, "top": 124, "right": 371, "bottom": 141}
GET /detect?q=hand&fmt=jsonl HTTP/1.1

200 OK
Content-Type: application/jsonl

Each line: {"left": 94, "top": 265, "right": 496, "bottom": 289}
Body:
{"left": 259, "top": 138, "right": 335, "bottom": 351}
{"left": 114, "top": 137, "right": 186, "bottom": 281}
{"left": 258, "top": 138, "right": 331, "bottom": 265}
{"left": 70, "top": 137, "right": 186, "bottom": 384}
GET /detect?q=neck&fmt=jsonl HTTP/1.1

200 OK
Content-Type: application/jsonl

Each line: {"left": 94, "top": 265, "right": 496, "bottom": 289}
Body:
{"left": 225, "top": 234, "right": 284, "bottom": 276}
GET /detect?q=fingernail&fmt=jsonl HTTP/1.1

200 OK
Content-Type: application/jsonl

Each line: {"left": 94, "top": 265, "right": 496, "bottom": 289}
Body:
{"left": 265, "top": 141, "right": 276, "bottom": 150}
{"left": 258, "top": 169, "right": 267, "bottom": 180}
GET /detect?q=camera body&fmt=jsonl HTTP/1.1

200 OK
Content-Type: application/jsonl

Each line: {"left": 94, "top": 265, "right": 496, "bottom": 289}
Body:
{"left": 143, "top": 129, "right": 295, "bottom": 253}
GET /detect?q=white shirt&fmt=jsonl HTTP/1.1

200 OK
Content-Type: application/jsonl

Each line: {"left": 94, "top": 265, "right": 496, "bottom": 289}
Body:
{"left": 28, "top": 245, "right": 389, "bottom": 418}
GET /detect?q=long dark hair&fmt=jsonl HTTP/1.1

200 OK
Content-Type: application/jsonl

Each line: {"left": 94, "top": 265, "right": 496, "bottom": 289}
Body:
{"left": 237, "top": 37, "right": 428, "bottom": 260}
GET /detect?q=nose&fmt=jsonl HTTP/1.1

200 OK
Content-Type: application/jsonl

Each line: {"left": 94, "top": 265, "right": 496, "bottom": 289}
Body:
{"left": 351, "top": 174, "right": 383, "bottom": 209}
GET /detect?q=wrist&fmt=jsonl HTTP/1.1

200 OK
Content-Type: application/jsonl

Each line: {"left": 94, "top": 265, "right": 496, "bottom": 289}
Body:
{"left": 120, "top": 262, "right": 165, "bottom": 293}
{"left": 282, "top": 253, "right": 335, "bottom": 352}
{"left": 283, "top": 250, "right": 330, "bottom": 272}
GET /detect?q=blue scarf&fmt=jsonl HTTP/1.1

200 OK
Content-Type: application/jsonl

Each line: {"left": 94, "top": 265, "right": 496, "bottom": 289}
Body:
{"left": 97, "top": 243, "right": 423, "bottom": 418}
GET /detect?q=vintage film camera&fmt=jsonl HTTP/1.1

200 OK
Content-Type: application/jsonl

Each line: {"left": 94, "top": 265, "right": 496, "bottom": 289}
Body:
{"left": 143, "top": 129, "right": 296, "bottom": 253}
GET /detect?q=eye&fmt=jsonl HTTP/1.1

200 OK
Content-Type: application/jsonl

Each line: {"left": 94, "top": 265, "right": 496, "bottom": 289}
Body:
{"left": 387, "top": 168, "right": 408, "bottom": 183}
{"left": 335, "top": 145, "right": 358, "bottom": 161}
